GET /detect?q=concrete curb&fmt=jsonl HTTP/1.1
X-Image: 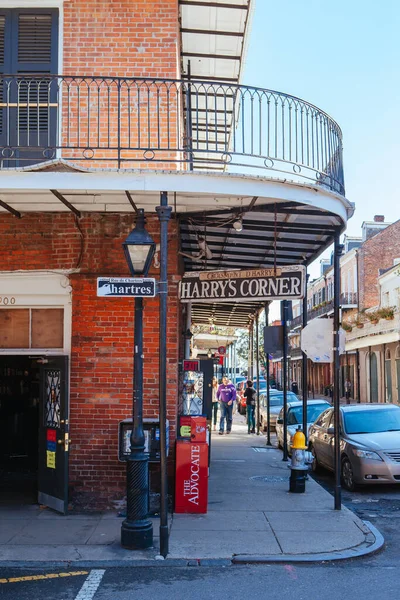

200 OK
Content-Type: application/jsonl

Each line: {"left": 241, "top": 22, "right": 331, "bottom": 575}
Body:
{"left": 0, "top": 521, "right": 384, "bottom": 568}
{"left": 232, "top": 521, "right": 384, "bottom": 564}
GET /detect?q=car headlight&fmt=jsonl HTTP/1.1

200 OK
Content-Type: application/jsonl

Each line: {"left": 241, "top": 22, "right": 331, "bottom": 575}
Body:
{"left": 352, "top": 448, "right": 383, "bottom": 461}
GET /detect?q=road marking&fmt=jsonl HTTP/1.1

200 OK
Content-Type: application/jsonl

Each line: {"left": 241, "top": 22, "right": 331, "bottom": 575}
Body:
{"left": 0, "top": 571, "right": 88, "bottom": 584}
{"left": 74, "top": 570, "right": 105, "bottom": 600}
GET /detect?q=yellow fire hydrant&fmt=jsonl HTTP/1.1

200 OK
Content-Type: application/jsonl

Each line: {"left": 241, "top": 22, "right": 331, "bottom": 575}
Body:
{"left": 288, "top": 426, "right": 312, "bottom": 493}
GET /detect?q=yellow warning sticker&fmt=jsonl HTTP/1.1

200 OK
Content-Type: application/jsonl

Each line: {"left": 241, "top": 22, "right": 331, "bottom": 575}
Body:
{"left": 46, "top": 450, "right": 56, "bottom": 469}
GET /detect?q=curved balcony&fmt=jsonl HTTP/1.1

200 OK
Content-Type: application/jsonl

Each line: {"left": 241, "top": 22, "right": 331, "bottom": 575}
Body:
{"left": 0, "top": 76, "right": 344, "bottom": 196}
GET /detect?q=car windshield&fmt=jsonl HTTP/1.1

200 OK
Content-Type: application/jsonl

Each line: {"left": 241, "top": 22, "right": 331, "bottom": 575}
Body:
{"left": 344, "top": 408, "right": 400, "bottom": 434}
{"left": 287, "top": 404, "right": 329, "bottom": 426}
{"left": 263, "top": 392, "right": 298, "bottom": 407}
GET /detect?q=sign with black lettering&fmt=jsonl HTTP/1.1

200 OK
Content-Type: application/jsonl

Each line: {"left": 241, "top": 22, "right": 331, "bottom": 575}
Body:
{"left": 179, "top": 266, "right": 305, "bottom": 303}
{"left": 97, "top": 277, "right": 156, "bottom": 297}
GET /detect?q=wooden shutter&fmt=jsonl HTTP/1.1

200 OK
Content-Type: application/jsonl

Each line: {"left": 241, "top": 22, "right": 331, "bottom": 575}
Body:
{"left": 0, "top": 9, "right": 58, "bottom": 163}
{"left": 16, "top": 11, "right": 58, "bottom": 73}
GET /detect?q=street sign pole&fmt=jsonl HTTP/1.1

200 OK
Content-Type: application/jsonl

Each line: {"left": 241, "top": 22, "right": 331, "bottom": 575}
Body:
{"left": 265, "top": 302, "right": 272, "bottom": 446}
{"left": 333, "top": 232, "right": 343, "bottom": 511}
{"left": 281, "top": 300, "right": 289, "bottom": 462}
{"left": 302, "top": 272, "right": 309, "bottom": 444}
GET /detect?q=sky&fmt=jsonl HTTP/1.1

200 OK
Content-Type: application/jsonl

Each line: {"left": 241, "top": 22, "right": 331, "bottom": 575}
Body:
{"left": 242, "top": 0, "right": 400, "bottom": 282}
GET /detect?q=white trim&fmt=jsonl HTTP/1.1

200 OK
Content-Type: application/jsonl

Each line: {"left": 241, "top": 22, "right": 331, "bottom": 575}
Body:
{"left": 0, "top": 271, "right": 72, "bottom": 355}
{"left": 0, "top": 1, "right": 66, "bottom": 7}
{"left": 0, "top": 170, "right": 352, "bottom": 222}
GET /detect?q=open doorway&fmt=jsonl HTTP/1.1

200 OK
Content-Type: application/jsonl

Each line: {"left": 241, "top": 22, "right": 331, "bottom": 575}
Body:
{"left": 0, "top": 356, "right": 40, "bottom": 505}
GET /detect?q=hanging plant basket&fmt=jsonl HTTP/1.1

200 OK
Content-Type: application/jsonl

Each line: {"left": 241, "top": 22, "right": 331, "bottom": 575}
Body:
{"left": 356, "top": 323, "right": 364, "bottom": 329}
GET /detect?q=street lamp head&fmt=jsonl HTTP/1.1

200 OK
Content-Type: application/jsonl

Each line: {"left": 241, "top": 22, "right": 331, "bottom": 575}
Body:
{"left": 123, "top": 209, "right": 156, "bottom": 276}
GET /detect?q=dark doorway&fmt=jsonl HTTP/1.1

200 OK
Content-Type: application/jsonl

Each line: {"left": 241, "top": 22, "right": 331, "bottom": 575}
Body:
{"left": 0, "top": 356, "right": 40, "bottom": 505}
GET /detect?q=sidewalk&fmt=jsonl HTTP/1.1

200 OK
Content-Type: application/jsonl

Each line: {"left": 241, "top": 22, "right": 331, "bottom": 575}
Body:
{"left": 0, "top": 415, "right": 383, "bottom": 566}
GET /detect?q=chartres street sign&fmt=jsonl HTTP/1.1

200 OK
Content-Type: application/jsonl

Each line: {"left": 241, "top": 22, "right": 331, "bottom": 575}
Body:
{"left": 179, "top": 266, "right": 305, "bottom": 303}
{"left": 97, "top": 277, "right": 156, "bottom": 297}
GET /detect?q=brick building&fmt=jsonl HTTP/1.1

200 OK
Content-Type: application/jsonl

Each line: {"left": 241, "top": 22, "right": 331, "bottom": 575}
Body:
{"left": 345, "top": 218, "right": 400, "bottom": 404}
{"left": 0, "top": 0, "right": 352, "bottom": 515}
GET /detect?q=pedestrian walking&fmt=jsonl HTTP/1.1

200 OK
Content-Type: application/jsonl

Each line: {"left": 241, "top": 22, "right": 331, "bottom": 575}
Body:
{"left": 244, "top": 380, "right": 256, "bottom": 434}
{"left": 217, "top": 376, "right": 236, "bottom": 435}
{"left": 345, "top": 378, "right": 352, "bottom": 404}
{"left": 212, "top": 376, "right": 219, "bottom": 431}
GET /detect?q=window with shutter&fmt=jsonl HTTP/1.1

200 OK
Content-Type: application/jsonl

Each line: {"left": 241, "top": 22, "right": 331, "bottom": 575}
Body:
{"left": 0, "top": 8, "right": 58, "bottom": 165}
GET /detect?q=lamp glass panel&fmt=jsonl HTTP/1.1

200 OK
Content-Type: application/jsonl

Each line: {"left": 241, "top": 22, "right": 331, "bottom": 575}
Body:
{"left": 127, "top": 244, "right": 152, "bottom": 273}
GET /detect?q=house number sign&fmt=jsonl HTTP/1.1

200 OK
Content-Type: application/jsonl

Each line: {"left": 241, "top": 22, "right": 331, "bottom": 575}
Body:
{"left": 0, "top": 297, "right": 16, "bottom": 305}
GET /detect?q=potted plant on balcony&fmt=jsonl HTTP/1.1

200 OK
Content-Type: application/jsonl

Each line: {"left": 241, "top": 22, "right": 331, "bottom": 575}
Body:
{"left": 354, "top": 315, "right": 365, "bottom": 329}
{"left": 377, "top": 306, "right": 395, "bottom": 320}
{"left": 366, "top": 311, "right": 380, "bottom": 325}
{"left": 342, "top": 322, "right": 353, "bottom": 332}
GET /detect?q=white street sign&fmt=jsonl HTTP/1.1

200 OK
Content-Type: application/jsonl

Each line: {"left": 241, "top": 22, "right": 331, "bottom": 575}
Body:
{"left": 97, "top": 277, "right": 156, "bottom": 297}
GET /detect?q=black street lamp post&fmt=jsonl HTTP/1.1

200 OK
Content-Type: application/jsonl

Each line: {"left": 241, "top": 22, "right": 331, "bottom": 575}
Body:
{"left": 121, "top": 209, "right": 156, "bottom": 550}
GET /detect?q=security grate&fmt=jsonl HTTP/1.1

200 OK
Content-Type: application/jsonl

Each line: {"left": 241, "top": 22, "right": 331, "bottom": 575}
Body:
{"left": 44, "top": 369, "right": 61, "bottom": 428}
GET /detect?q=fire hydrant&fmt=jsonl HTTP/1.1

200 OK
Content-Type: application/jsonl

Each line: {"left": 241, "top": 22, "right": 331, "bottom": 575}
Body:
{"left": 288, "top": 427, "right": 313, "bottom": 493}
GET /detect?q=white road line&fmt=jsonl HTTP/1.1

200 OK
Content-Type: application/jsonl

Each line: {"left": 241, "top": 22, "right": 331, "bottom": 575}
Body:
{"left": 74, "top": 570, "right": 105, "bottom": 600}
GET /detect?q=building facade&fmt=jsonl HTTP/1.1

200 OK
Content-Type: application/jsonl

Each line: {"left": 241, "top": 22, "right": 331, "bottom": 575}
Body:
{"left": 0, "top": 0, "right": 352, "bottom": 513}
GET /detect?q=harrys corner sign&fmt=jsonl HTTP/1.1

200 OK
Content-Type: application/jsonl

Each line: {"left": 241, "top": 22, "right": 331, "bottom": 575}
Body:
{"left": 97, "top": 277, "right": 156, "bottom": 297}
{"left": 179, "top": 266, "right": 305, "bottom": 303}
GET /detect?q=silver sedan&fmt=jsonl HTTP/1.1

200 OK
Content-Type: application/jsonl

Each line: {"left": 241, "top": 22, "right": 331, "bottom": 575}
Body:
{"left": 258, "top": 390, "right": 298, "bottom": 431}
{"left": 308, "top": 403, "right": 400, "bottom": 491}
{"left": 275, "top": 399, "right": 331, "bottom": 453}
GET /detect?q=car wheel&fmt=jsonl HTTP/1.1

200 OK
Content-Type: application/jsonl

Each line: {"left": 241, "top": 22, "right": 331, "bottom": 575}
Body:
{"left": 341, "top": 457, "right": 357, "bottom": 492}
{"left": 309, "top": 445, "right": 321, "bottom": 473}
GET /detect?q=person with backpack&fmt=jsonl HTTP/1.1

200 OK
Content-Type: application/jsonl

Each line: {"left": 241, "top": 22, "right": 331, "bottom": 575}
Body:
{"left": 244, "top": 380, "right": 256, "bottom": 434}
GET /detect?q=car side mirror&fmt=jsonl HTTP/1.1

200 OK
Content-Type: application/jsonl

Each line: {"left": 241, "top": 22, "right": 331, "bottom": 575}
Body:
{"left": 327, "top": 426, "right": 334, "bottom": 434}
{"left": 277, "top": 418, "right": 283, "bottom": 425}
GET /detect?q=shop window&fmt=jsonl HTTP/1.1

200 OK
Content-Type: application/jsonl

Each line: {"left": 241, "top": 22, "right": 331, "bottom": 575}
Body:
{"left": 0, "top": 308, "right": 64, "bottom": 349}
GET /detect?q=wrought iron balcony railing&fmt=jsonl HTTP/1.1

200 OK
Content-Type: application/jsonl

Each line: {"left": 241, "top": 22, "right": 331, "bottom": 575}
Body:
{"left": 0, "top": 75, "right": 344, "bottom": 194}
{"left": 290, "top": 293, "right": 358, "bottom": 328}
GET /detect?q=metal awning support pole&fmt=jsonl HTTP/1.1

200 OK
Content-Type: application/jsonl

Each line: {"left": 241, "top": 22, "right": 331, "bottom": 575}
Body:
{"left": 265, "top": 303, "right": 271, "bottom": 445}
{"left": 233, "top": 341, "right": 237, "bottom": 385}
{"left": 156, "top": 191, "right": 172, "bottom": 555}
{"left": 282, "top": 300, "right": 289, "bottom": 462}
{"left": 302, "top": 272, "right": 309, "bottom": 442}
{"left": 333, "top": 231, "right": 342, "bottom": 510}
{"left": 251, "top": 321, "right": 254, "bottom": 380}
{"left": 184, "top": 303, "right": 192, "bottom": 359}
{"left": 369, "top": 346, "right": 372, "bottom": 403}
{"left": 256, "top": 313, "right": 260, "bottom": 435}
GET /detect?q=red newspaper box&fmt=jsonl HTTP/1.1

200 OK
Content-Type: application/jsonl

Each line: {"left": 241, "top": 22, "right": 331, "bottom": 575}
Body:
{"left": 175, "top": 439, "right": 208, "bottom": 513}
{"left": 179, "top": 415, "right": 207, "bottom": 443}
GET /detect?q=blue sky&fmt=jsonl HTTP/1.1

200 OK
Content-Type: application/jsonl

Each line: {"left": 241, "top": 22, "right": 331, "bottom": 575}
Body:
{"left": 242, "top": 0, "right": 400, "bottom": 279}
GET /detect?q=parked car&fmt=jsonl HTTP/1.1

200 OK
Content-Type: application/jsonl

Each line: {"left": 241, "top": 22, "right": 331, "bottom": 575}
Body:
{"left": 308, "top": 403, "right": 400, "bottom": 491}
{"left": 275, "top": 400, "right": 331, "bottom": 454}
{"left": 259, "top": 390, "right": 298, "bottom": 431}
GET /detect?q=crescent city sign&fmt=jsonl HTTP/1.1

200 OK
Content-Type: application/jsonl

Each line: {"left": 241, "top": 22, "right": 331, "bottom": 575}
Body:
{"left": 179, "top": 266, "right": 306, "bottom": 303}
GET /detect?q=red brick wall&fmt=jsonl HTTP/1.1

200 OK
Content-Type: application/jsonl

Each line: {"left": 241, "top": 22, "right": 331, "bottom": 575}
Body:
{"left": 358, "top": 219, "right": 400, "bottom": 310}
{"left": 63, "top": 0, "right": 180, "bottom": 78}
{"left": 60, "top": 0, "right": 182, "bottom": 170}
{"left": 0, "top": 212, "right": 180, "bottom": 509}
